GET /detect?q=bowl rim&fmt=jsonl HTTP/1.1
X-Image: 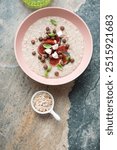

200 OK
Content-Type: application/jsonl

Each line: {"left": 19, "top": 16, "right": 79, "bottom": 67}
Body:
{"left": 14, "top": 7, "right": 93, "bottom": 85}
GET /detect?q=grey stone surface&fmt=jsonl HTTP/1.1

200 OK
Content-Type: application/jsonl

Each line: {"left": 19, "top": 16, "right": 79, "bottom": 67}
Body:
{"left": 68, "top": 0, "right": 100, "bottom": 150}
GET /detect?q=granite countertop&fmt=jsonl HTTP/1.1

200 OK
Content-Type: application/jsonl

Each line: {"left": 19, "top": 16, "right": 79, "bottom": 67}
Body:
{"left": 0, "top": 0, "right": 99, "bottom": 150}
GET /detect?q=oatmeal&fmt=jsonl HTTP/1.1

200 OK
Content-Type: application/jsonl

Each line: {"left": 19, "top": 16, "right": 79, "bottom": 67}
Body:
{"left": 22, "top": 16, "right": 85, "bottom": 78}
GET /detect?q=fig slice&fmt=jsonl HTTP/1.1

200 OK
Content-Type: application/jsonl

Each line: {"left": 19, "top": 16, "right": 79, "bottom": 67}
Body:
{"left": 57, "top": 45, "right": 68, "bottom": 53}
{"left": 43, "top": 39, "right": 55, "bottom": 45}
{"left": 38, "top": 43, "right": 45, "bottom": 55}
{"left": 50, "top": 58, "right": 60, "bottom": 66}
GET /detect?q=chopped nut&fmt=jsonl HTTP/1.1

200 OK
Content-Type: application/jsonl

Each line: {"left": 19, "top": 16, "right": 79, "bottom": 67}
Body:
{"left": 60, "top": 26, "right": 65, "bottom": 31}
{"left": 38, "top": 55, "right": 42, "bottom": 60}
{"left": 62, "top": 39, "right": 66, "bottom": 43}
{"left": 46, "top": 27, "right": 50, "bottom": 31}
{"left": 31, "top": 40, "right": 35, "bottom": 45}
{"left": 55, "top": 71, "right": 59, "bottom": 76}
{"left": 70, "top": 58, "right": 75, "bottom": 63}
{"left": 39, "top": 37, "right": 43, "bottom": 42}
{"left": 43, "top": 64, "right": 48, "bottom": 70}
{"left": 32, "top": 51, "right": 36, "bottom": 55}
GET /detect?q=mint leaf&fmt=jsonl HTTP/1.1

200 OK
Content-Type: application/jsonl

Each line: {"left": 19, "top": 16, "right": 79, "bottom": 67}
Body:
{"left": 48, "top": 32, "right": 56, "bottom": 37}
{"left": 66, "top": 56, "right": 71, "bottom": 61}
{"left": 47, "top": 66, "right": 52, "bottom": 72}
{"left": 64, "top": 52, "right": 70, "bottom": 56}
{"left": 50, "top": 19, "right": 57, "bottom": 26}
{"left": 57, "top": 64, "right": 63, "bottom": 71}
{"left": 44, "top": 66, "right": 52, "bottom": 77}
{"left": 43, "top": 44, "right": 52, "bottom": 49}
{"left": 44, "top": 70, "right": 49, "bottom": 77}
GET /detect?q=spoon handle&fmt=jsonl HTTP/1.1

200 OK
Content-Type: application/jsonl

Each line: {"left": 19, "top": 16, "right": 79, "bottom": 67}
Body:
{"left": 50, "top": 110, "right": 61, "bottom": 121}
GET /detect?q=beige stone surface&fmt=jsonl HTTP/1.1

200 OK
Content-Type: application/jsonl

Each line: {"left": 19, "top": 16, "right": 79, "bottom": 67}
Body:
{"left": 0, "top": 66, "right": 74, "bottom": 150}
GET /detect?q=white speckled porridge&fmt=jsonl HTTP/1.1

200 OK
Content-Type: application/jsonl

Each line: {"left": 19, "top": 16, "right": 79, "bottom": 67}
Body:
{"left": 22, "top": 16, "right": 85, "bottom": 78}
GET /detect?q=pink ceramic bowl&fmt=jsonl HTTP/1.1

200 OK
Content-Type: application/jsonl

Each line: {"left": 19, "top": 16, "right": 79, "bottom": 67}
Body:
{"left": 14, "top": 7, "right": 93, "bottom": 85}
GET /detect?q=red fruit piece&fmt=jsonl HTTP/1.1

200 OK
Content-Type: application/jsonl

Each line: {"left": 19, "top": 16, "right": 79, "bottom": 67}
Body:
{"left": 43, "top": 39, "right": 55, "bottom": 45}
{"left": 55, "top": 36, "right": 60, "bottom": 43}
{"left": 38, "top": 44, "right": 45, "bottom": 55}
{"left": 57, "top": 46, "right": 68, "bottom": 53}
{"left": 50, "top": 58, "right": 60, "bottom": 66}
{"left": 62, "top": 54, "right": 67, "bottom": 64}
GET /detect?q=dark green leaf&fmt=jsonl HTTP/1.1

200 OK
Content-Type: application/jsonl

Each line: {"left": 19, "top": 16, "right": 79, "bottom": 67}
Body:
{"left": 66, "top": 56, "right": 71, "bottom": 61}
{"left": 63, "top": 52, "right": 70, "bottom": 56}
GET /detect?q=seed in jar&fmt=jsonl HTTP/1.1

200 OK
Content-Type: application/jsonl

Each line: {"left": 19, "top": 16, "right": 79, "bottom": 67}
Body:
{"left": 39, "top": 37, "right": 43, "bottom": 42}
{"left": 48, "top": 100, "right": 52, "bottom": 105}
{"left": 45, "top": 108, "right": 48, "bottom": 111}
{"left": 55, "top": 71, "right": 59, "bottom": 76}
{"left": 43, "top": 64, "right": 48, "bottom": 70}
{"left": 42, "top": 103, "right": 48, "bottom": 107}
{"left": 38, "top": 55, "right": 42, "bottom": 60}
{"left": 44, "top": 94, "right": 50, "bottom": 99}
{"left": 39, "top": 108, "right": 44, "bottom": 112}
{"left": 70, "top": 58, "right": 75, "bottom": 63}
{"left": 46, "top": 27, "right": 50, "bottom": 31}
{"left": 32, "top": 51, "right": 36, "bottom": 55}
{"left": 60, "top": 26, "right": 65, "bottom": 31}
{"left": 31, "top": 39, "right": 35, "bottom": 45}
{"left": 62, "top": 39, "right": 66, "bottom": 43}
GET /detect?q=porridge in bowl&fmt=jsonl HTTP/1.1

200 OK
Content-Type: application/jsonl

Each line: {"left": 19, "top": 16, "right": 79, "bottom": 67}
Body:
{"left": 22, "top": 16, "right": 85, "bottom": 78}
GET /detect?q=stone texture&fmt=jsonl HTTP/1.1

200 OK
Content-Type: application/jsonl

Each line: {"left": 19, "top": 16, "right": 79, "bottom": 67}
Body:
{"left": 68, "top": 0, "right": 100, "bottom": 150}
